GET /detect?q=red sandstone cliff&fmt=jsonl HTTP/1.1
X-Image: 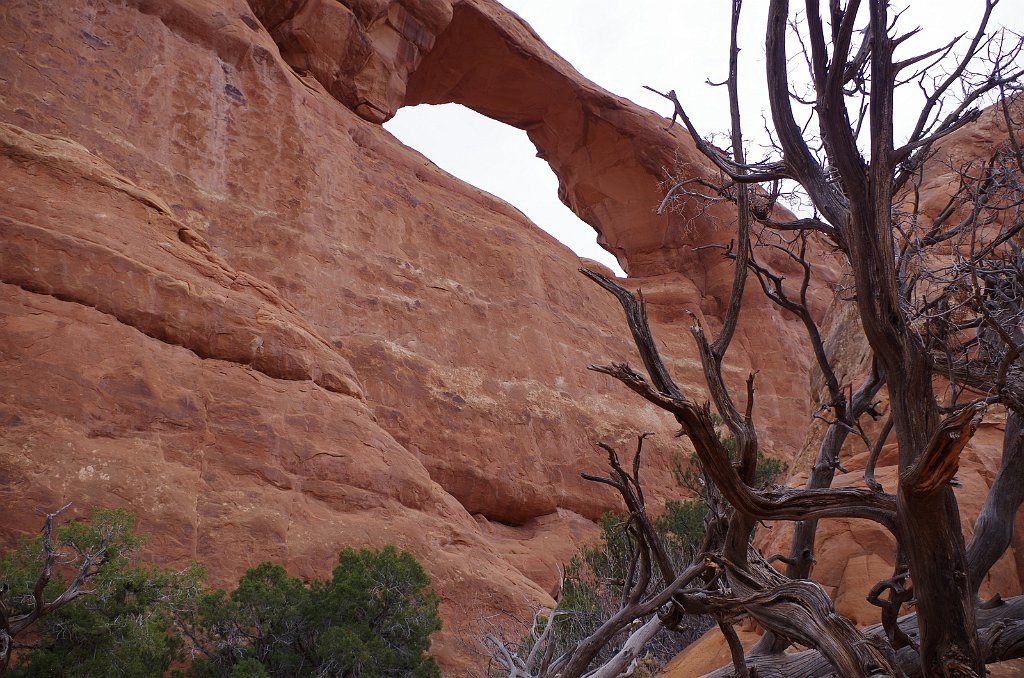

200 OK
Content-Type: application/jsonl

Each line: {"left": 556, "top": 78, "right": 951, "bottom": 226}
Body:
{"left": 1, "top": 1, "right": 1019, "bottom": 675}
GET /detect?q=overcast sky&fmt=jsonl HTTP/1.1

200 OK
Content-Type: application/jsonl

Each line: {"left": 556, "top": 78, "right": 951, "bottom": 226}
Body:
{"left": 385, "top": 2, "right": 1018, "bottom": 276}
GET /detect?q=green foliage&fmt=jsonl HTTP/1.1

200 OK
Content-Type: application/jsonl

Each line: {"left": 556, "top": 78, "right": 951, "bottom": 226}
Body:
{"left": 655, "top": 499, "right": 708, "bottom": 561}
{"left": 683, "top": 446, "right": 788, "bottom": 490}
{"left": 228, "top": 659, "right": 270, "bottom": 677}
{"left": 1, "top": 508, "right": 139, "bottom": 615}
{"left": 2, "top": 510, "right": 441, "bottom": 678}
{"left": 1, "top": 508, "right": 203, "bottom": 678}
{"left": 544, "top": 509, "right": 712, "bottom": 673}
{"left": 188, "top": 546, "right": 441, "bottom": 678}
{"left": 673, "top": 415, "right": 789, "bottom": 497}
{"left": 753, "top": 453, "right": 789, "bottom": 488}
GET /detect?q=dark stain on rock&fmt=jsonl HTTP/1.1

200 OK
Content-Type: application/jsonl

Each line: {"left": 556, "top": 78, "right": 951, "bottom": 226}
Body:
{"left": 224, "top": 83, "right": 246, "bottom": 104}
{"left": 81, "top": 30, "right": 111, "bottom": 49}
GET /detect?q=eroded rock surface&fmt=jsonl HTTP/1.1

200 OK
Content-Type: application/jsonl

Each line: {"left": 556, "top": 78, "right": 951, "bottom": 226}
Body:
{"left": 247, "top": 0, "right": 455, "bottom": 122}
{"left": 2, "top": 0, "right": 1019, "bottom": 675}
{"left": 0, "top": 0, "right": 702, "bottom": 671}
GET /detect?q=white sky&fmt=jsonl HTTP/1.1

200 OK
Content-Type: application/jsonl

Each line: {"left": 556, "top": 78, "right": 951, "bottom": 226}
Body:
{"left": 385, "top": 2, "right": 1019, "bottom": 276}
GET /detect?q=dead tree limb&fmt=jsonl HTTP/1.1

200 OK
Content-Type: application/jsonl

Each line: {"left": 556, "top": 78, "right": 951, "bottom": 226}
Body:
{"left": 967, "top": 410, "right": 1024, "bottom": 594}
{"left": 699, "top": 594, "right": 1024, "bottom": 678}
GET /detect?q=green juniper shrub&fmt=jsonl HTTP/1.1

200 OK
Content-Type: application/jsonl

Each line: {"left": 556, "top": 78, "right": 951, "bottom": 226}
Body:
{"left": 2, "top": 510, "right": 442, "bottom": 678}
{"left": 673, "top": 415, "right": 789, "bottom": 496}
{"left": 541, "top": 510, "right": 712, "bottom": 674}
{"left": 0, "top": 508, "right": 203, "bottom": 678}
{"left": 186, "top": 546, "right": 441, "bottom": 678}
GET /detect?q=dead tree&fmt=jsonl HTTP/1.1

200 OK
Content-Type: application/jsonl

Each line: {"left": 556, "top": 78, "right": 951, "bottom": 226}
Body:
{"left": 489, "top": 2, "right": 1024, "bottom": 676}
{"left": 641, "top": 0, "right": 1024, "bottom": 674}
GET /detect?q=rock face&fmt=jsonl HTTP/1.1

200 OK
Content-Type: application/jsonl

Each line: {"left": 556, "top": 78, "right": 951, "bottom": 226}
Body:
{"left": 247, "top": 0, "right": 455, "bottom": 122}
{"left": 0, "top": 1, "right": 1019, "bottom": 675}
{"left": 0, "top": 0, "right": 772, "bottom": 672}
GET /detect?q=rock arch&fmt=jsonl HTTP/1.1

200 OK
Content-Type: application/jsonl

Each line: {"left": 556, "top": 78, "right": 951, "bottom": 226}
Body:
{"left": 247, "top": 0, "right": 740, "bottom": 280}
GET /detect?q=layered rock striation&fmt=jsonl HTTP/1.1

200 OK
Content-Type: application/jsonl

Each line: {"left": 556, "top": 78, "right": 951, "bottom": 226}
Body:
{"left": 1, "top": 0, "right": 1020, "bottom": 675}
{"left": 0, "top": 0, "right": 730, "bottom": 670}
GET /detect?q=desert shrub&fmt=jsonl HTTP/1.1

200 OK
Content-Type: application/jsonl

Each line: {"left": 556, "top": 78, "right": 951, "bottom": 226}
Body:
{"left": 0, "top": 508, "right": 202, "bottom": 677}
{"left": 543, "top": 509, "right": 713, "bottom": 673}
{"left": 186, "top": 546, "right": 441, "bottom": 678}
{"left": 2, "top": 511, "right": 441, "bottom": 678}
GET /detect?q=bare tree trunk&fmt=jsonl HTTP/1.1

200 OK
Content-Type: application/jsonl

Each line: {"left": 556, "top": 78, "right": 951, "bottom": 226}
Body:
{"left": 699, "top": 594, "right": 1024, "bottom": 678}
{"left": 968, "top": 410, "right": 1024, "bottom": 594}
{"left": 566, "top": 0, "right": 1023, "bottom": 673}
{"left": 883, "top": 352, "right": 982, "bottom": 675}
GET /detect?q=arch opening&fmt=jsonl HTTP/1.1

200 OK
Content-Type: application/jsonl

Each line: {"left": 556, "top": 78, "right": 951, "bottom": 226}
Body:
{"left": 385, "top": 103, "right": 626, "bottom": 276}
